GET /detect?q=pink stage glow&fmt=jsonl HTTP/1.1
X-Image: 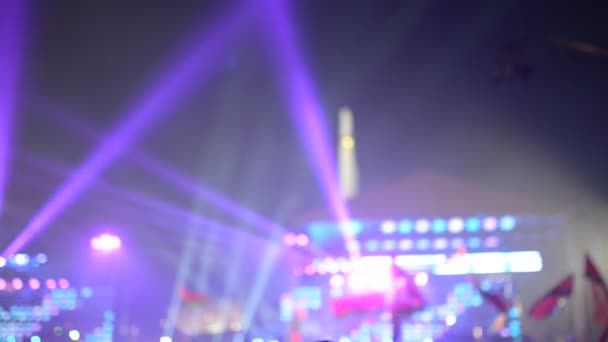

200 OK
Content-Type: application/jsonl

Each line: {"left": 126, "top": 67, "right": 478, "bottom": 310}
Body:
{"left": 58, "top": 278, "right": 70, "bottom": 289}
{"left": 12, "top": 278, "right": 23, "bottom": 290}
{"left": 45, "top": 279, "right": 56, "bottom": 289}
{"left": 91, "top": 234, "right": 121, "bottom": 252}
{"left": 29, "top": 278, "right": 40, "bottom": 290}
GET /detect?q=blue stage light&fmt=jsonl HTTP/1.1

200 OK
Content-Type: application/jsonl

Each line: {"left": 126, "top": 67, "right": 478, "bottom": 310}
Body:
{"left": 467, "top": 237, "right": 481, "bottom": 249}
{"left": 398, "top": 220, "right": 413, "bottom": 234}
{"left": 416, "top": 239, "right": 430, "bottom": 250}
{"left": 364, "top": 240, "right": 379, "bottom": 252}
{"left": 431, "top": 219, "right": 446, "bottom": 234}
{"left": 465, "top": 217, "right": 481, "bottom": 232}
{"left": 382, "top": 240, "right": 396, "bottom": 251}
{"left": 31, "top": 336, "right": 41, "bottom": 342}
{"left": 499, "top": 215, "right": 517, "bottom": 231}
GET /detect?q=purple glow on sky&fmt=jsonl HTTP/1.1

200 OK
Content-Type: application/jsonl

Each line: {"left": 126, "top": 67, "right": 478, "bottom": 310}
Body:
{"left": 0, "top": 0, "right": 27, "bottom": 214}
{"left": 2, "top": 8, "right": 247, "bottom": 257}
{"left": 261, "top": 0, "right": 359, "bottom": 255}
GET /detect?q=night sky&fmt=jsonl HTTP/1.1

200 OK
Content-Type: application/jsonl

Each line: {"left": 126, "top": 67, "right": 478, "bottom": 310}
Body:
{"left": 3, "top": 1, "right": 608, "bottom": 260}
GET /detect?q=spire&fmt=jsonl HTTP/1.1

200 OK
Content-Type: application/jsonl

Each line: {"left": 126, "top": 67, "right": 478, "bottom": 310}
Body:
{"left": 338, "top": 107, "right": 359, "bottom": 200}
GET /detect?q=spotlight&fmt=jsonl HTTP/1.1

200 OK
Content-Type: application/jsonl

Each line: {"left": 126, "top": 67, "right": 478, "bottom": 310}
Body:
{"left": 14, "top": 253, "right": 29, "bottom": 266}
{"left": 380, "top": 220, "right": 396, "bottom": 234}
{"left": 58, "top": 278, "right": 70, "bottom": 289}
{"left": 0, "top": 256, "right": 5, "bottom": 268}
{"left": 414, "top": 219, "right": 430, "bottom": 234}
{"left": 46, "top": 278, "right": 57, "bottom": 289}
{"left": 295, "top": 234, "right": 309, "bottom": 246}
{"left": 499, "top": 216, "right": 516, "bottom": 231}
{"left": 398, "top": 220, "right": 413, "bottom": 234}
{"left": 414, "top": 272, "right": 428, "bottom": 286}
{"left": 160, "top": 337, "right": 172, "bottom": 342}
{"left": 35, "top": 253, "right": 48, "bottom": 264}
{"left": 465, "top": 217, "right": 481, "bottom": 232}
{"left": 483, "top": 217, "right": 497, "bottom": 231}
{"left": 329, "top": 274, "right": 345, "bottom": 288}
{"left": 448, "top": 218, "right": 464, "bottom": 233}
{"left": 446, "top": 314, "right": 457, "bottom": 326}
{"left": 91, "top": 234, "right": 121, "bottom": 252}
{"left": 432, "top": 219, "right": 447, "bottom": 234}
{"left": 29, "top": 278, "right": 40, "bottom": 290}
{"left": 12, "top": 278, "right": 23, "bottom": 290}
{"left": 68, "top": 329, "right": 80, "bottom": 341}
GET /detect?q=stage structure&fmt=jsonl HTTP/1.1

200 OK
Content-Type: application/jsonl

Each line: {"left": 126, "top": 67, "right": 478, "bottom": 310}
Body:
{"left": 0, "top": 253, "right": 116, "bottom": 341}
{"left": 279, "top": 107, "right": 580, "bottom": 341}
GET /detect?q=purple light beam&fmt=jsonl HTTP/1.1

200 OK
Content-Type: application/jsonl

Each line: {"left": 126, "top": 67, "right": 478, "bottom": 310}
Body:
{"left": 2, "top": 7, "right": 248, "bottom": 257}
{"left": 29, "top": 98, "right": 285, "bottom": 238}
{"left": 260, "top": 0, "right": 360, "bottom": 256}
{"left": 0, "top": 0, "right": 27, "bottom": 214}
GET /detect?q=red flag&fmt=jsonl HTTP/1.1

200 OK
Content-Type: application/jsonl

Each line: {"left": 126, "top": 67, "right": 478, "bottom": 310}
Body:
{"left": 529, "top": 274, "right": 573, "bottom": 320}
{"left": 471, "top": 277, "right": 510, "bottom": 313}
{"left": 586, "top": 254, "right": 608, "bottom": 293}
{"left": 178, "top": 286, "right": 209, "bottom": 305}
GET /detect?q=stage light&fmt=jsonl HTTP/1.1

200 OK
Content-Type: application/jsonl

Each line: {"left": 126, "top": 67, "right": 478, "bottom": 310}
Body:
{"left": 432, "top": 219, "right": 446, "bottom": 233}
{"left": 295, "top": 234, "right": 309, "bottom": 246}
{"left": 91, "top": 233, "right": 121, "bottom": 252}
{"left": 0, "top": 278, "right": 6, "bottom": 290}
{"left": 446, "top": 314, "right": 457, "bottom": 326}
{"left": 364, "top": 240, "right": 379, "bottom": 252}
{"left": 46, "top": 278, "right": 57, "bottom": 289}
{"left": 35, "top": 253, "right": 48, "bottom": 264}
{"left": 339, "top": 261, "right": 353, "bottom": 273}
{"left": 252, "top": 338, "right": 264, "bottom": 342}
{"left": 482, "top": 217, "right": 497, "bottom": 231}
{"left": 339, "top": 338, "right": 352, "bottom": 342}
{"left": 12, "top": 278, "right": 23, "bottom": 290}
{"left": 398, "top": 239, "right": 413, "bottom": 251}
{"left": 31, "top": 336, "right": 41, "bottom": 342}
{"left": 81, "top": 286, "right": 94, "bottom": 298}
{"left": 465, "top": 217, "right": 481, "bottom": 232}
{"left": 68, "top": 329, "right": 80, "bottom": 340}
{"left": 348, "top": 273, "right": 365, "bottom": 291}
{"left": 380, "top": 220, "right": 396, "bottom": 234}
{"left": 448, "top": 218, "right": 464, "bottom": 233}
{"left": 327, "top": 260, "right": 340, "bottom": 274}
{"left": 0, "top": 256, "right": 5, "bottom": 268}
{"left": 398, "top": 220, "right": 413, "bottom": 234}
{"left": 14, "top": 253, "right": 29, "bottom": 266}
{"left": 330, "top": 274, "right": 345, "bottom": 288}
{"left": 382, "top": 240, "right": 396, "bottom": 251}
{"left": 467, "top": 237, "right": 481, "bottom": 249}
{"left": 29, "top": 278, "right": 40, "bottom": 290}
{"left": 484, "top": 236, "right": 500, "bottom": 248}
{"left": 415, "top": 220, "right": 430, "bottom": 233}
{"left": 473, "top": 326, "right": 483, "bottom": 339}
{"left": 499, "top": 215, "right": 516, "bottom": 231}
{"left": 433, "top": 238, "right": 447, "bottom": 250}
{"left": 58, "top": 278, "right": 70, "bottom": 289}
{"left": 304, "top": 265, "right": 316, "bottom": 275}
{"left": 160, "top": 337, "right": 172, "bottom": 342}
{"left": 450, "top": 238, "right": 464, "bottom": 249}
{"left": 416, "top": 239, "right": 430, "bottom": 250}
{"left": 414, "top": 272, "right": 429, "bottom": 286}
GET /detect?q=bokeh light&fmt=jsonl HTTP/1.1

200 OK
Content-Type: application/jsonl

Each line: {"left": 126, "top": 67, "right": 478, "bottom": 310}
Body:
{"left": 380, "top": 220, "right": 396, "bottom": 234}
{"left": 295, "top": 234, "right": 309, "bottom": 246}
{"left": 0, "top": 256, "right": 5, "bottom": 268}
{"left": 46, "top": 278, "right": 57, "bottom": 289}
{"left": 91, "top": 233, "right": 121, "bottom": 252}
{"left": 68, "top": 329, "right": 80, "bottom": 340}
{"left": 414, "top": 219, "right": 430, "bottom": 233}
{"left": 414, "top": 272, "right": 429, "bottom": 286}
{"left": 11, "top": 278, "right": 23, "bottom": 290}
{"left": 448, "top": 217, "right": 464, "bottom": 233}
{"left": 29, "top": 278, "right": 40, "bottom": 290}
{"left": 283, "top": 233, "right": 296, "bottom": 246}
{"left": 330, "top": 274, "right": 345, "bottom": 288}
{"left": 446, "top": 314, "right": 457, "bottom": 326}
{"left": 58, "top": 278, "right": 70, "bottom": 289}
{"left": 160, "top": 337, "right": 172, "bottom": 342}
{"left": 0, "top": 278, "right": 7, "bottom": 290}
{"left": 31, "top": 336, "right": 41, "bottom": 342}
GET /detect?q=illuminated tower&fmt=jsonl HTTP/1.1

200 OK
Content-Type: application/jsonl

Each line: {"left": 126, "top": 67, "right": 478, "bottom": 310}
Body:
{"left": 338, "top": 107, "right": 359, "bottom": 200}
